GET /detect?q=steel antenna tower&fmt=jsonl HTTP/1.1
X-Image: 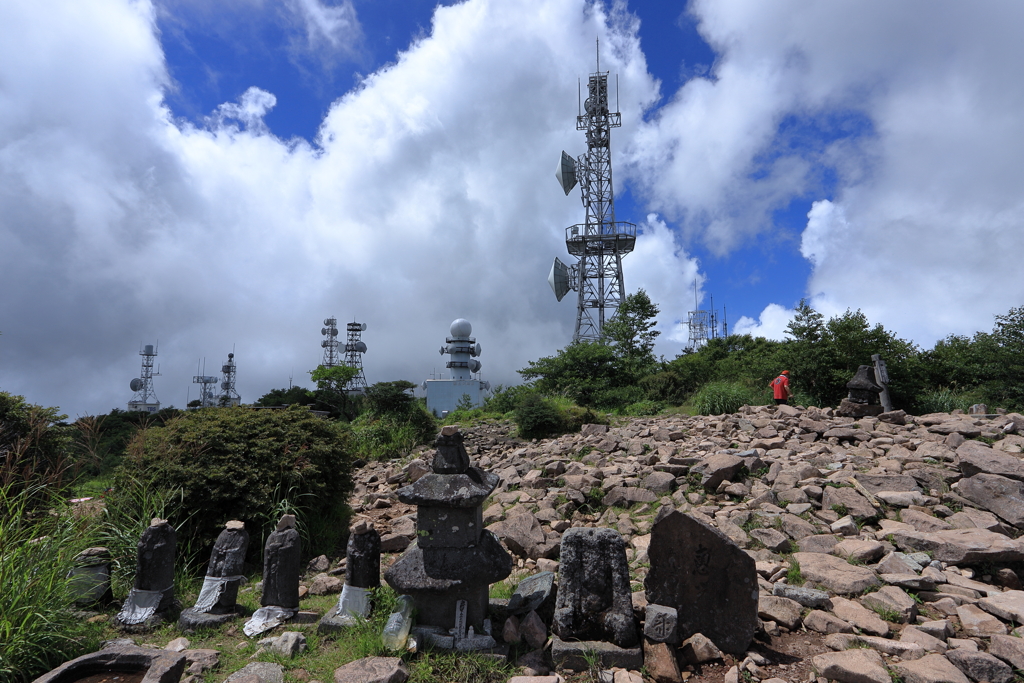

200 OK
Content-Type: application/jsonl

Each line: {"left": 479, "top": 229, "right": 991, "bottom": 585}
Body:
{"left": 549, "top": 39, "right": 636, "bottom": 341}
{"left": 219, "top": 352, "right": 241, "bottom": 406}
{"left": 192, "top": 359, "right": 219, "bottom": 408}
{"left": 321, "top": 317, "right": 340, "bottom": 367}
{"left": 128, "top": 343, "right": 161, "bottom": 413}
{"left": 343, "top": 321, "right": 368, "bottom": 392}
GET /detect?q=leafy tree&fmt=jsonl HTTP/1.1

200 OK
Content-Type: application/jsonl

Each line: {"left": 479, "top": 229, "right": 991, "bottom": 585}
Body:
{"left": 780, "top": 306, "right": 922, "bottom": 408}
{"left": 309, "top": 364, "right": 359, "bottom": 419}
{"left": 603, "top": 289, "right": 660, "bottom": 374}
{"left": 256, "top": 385, "right": 316, "bottom": 408}
{"left": 518, "top": 340, "right": 638, "bottom": 408}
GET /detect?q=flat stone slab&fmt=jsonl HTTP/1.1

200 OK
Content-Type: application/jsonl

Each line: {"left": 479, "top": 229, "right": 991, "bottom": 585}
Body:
{"left": 333, "top": 656, "right": 408, "bottom": 683}
{"left": 956, "top": 441, "right": 1024, "bottom": 481}
{"left": 989, "top": 634, "right": 1024, "bottom": 670}
{"left": 792, "top": 552, "right": 880, "bottom": 595}
{"left": 178, "top": 607, "right": 242, "bottom": 632}
{"left": 811, "top": 648, "right": 890, "bottom": 683}
{"left": 772, "top": 583, "right": 831, "bottom": 608}
{"left": 945, "top": 649, "right": 1013, "bottom": 683}
{"left": 958, "top": 474, "right": 1024, "bottom": 528}
{"left": 645, "top": 511, "right": 758, "bottom": 655}
{"left": 550, "top": 636, "right": 642, "bottom": 671}
{"left": 894, "top": 653, "right": 971, "bottom": 683}
{"left": 957, "top": 604, "right": 1007, "bottom": 637}
{"left": 890, "top": 528, "right": 1024, "bottom": 564}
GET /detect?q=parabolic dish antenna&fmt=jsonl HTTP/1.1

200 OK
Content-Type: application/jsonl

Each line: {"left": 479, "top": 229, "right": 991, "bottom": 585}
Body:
{"left": 360, "top": 323, "right": 367, "bottom": 331}
{"left": 555, "top": 150, "right": 577, "bottom": 196}
{"left": 130, "top": 378, "right": 142, "bottom": 392}
{"left": 548, "top": 257, "right": 571, "bottom": 302}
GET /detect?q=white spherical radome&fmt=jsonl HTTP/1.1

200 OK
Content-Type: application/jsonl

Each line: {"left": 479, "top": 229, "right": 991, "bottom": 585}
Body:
{"left": 449, "top": 318, "right": 472, "bottom": 338}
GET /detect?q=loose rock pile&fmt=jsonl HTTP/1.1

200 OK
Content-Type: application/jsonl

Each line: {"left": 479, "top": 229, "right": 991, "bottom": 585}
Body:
{"left": 352, "top": 405, "right": 1024, "bottom": 683}
{"left": 51, "top": 405, "right": 1024, "bottom": 683}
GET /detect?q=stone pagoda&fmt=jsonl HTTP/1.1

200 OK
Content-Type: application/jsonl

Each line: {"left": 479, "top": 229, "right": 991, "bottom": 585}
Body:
{"left": 384, "top": 426, "right": 511, "bottom": 648}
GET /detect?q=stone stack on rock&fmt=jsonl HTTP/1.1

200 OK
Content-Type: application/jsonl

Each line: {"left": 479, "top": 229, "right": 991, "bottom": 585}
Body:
{"left": 838, "top": 365, "right": 885, "bottom": 417}
{"left": 384, "top": 425, "right": 512, "bottom": 650}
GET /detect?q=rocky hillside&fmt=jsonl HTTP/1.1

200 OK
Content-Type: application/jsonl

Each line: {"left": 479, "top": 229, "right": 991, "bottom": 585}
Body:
{"left": 349, "top": 405, "right": 1024, "bottom": 683}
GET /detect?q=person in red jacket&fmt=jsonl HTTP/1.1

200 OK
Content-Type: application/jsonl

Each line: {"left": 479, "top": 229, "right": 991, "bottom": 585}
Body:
{"left": 770, "top": 370, "right": 791, "bottom": 405}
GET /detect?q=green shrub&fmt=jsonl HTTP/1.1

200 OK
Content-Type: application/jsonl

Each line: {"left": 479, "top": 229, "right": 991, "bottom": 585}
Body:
{"left": 482, "top": 384, "right": 535, "bottom": 415}
{"left": 514, "top": 393, "right": 564, "bottom": 440}
{"left": 513, "top": 394, "right": 606, "bottom": 440}
{"left": 639, "top": 371, "right": 688, "bottom": 404}
{"left": 110, "top": 405, "right": 356, "bottom": 561}
{"left": 351, "top": 381, "right": 437, "bottom": 460}
{"left": 690, "top": 381, "right": 765, "bottom": 415}
{"left": 619, "top": 400, "right": 664, "bottom": 416}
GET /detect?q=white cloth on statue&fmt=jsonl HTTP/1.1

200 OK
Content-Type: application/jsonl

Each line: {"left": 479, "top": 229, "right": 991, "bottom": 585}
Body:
{"left": 243, "top": 606, "right": 297, "bottom": 637}
{"left": 192, "top": 574, "right": 243, "bottom": 614}
{"left": 117, "top": 586, "right": 169, "bottom": 625}
{"left": 333, "top": 584, "right": 370, "bottom": 626}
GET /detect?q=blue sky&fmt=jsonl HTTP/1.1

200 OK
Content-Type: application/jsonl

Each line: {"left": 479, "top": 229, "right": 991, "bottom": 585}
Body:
{"left": 3, "top": 0, "right": 1024, "bottom": 416}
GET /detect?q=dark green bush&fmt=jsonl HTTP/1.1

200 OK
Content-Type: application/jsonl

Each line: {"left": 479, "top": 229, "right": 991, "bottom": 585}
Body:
{"left": 482, "top": 384, "right": 535, "bottom": 415}
{"left": 513, "top": 394, "right": 606, "bottom": 439}
{"left": 110, "top": 405, "right": 355, "bottom": 560}
{"left": 351, "top": 381, "right": 437, "bottom": 460}
{"left": 638, "top": 371, "right": 688, "bottom": 404}
{"left": 514, "top": 393, "right": 564, "bottom": 440}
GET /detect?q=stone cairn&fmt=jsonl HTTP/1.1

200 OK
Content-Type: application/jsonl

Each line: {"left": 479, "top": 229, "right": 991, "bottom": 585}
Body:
{"left": 838, "top": 365, "right": 884, "bottom": 417}
{"left": 114, "top": 518, "right": 177, "bottom": 631}
{"left": 318, "top": 519, "right": 381, "bottom": 633}
{"left": 384, "top": 425, "right": 512, "bottom": 651}
{"left": 244, "top": 514, "right": 300, "bottom": 637}
{"left": 179, "top": 520, "right": 249, "bottom": 631}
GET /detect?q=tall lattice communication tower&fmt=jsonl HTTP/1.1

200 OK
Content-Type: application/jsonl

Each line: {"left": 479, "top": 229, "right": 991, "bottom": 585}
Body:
{"left": 192, "top": 358, "right": 218, "bottom": 408}
{"left": 219, "top": 352, "right": 241, "bottom": 406}
{"left": 549, "top": 40, "right": 636, "bottom": 341}
{"left": 321, "top": 317, "right": 340, "bottom": 367}
{"left": 128, "top": 343, "right": 161, "bottom": 413}
{"left": 685, "top": 283, "right": 727, "bottom": 351}
{"left": 343, "top": 322, "right": 368, "bottom": 392}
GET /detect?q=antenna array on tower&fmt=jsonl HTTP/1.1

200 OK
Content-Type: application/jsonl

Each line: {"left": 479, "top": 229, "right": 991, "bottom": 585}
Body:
{"left": 127, "top": 343, "right": 161, "bottom": 413}
{"left": 548, "top": 39, "right": 636, "bottom": 341}
{"left": 343, "top": 322, "right": 369, "bottom": 392}
{"left": 321, "top": 318, "right": 340, "bottom": 367}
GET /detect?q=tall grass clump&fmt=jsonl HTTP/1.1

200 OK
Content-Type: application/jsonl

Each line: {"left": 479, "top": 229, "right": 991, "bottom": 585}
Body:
{"left": 0, "top": 483, "right": 103, "bottom": 683}
{"left": 691, "top": 381, "right": 765, "bottom": 416}
{"left": 916, "top": 387, "right": 977, "bottom": 414}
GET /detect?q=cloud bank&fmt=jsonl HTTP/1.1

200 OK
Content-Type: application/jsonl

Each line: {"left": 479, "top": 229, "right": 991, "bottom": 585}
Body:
{"left": 0, "top": 0, "right": 678, "bottom": 416}
{"left": 630, "top": 0, "right": 1024, "bottom": 345}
